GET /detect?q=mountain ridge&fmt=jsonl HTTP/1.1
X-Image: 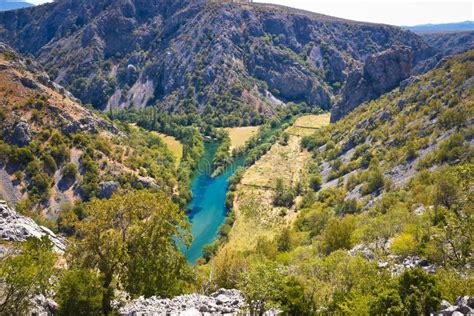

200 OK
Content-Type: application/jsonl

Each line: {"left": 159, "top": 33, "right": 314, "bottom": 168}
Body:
{"left": 404, "top": 20, "right": 474, "bottom": 33}
{"left": 0, "top": 0, "right": 444, "bottom": 125}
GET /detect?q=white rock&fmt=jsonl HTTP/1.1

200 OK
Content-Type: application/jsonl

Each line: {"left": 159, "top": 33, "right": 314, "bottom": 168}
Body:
{"left": 0, "top": 200, "right": 66, "bottom": 253}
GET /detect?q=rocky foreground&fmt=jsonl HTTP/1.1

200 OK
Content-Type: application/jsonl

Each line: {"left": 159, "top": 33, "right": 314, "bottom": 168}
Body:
{"left": 118, "top": 289, "right": 247, "bottom": 316}
{"left": 0, "top": 200, "right": 65, "bottom": 253}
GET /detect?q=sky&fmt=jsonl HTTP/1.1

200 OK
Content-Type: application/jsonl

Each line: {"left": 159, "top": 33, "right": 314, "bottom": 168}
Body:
{"left": 28, "top": 0, "right": 473, "bottom": 26}
{"left": 256, "top": 0, "right": 473, "bottom": 26}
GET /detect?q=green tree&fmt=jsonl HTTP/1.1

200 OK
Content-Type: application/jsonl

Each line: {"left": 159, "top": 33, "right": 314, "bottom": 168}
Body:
{"left": 277, "top": 227, "right": 292, "bottom": 252}
{"left": 370, "top": 288, "right": 404, "bottom": 316}
{"left": 320, "top": 215, "right": 356, "bottom": 254}
{"left": 56, "top": 268, "right": 104, "bottom": 316}
{"left": 0, "top": 237, "right": 56, "bottom": 315}
{"left": 309, "top": 174, "right": 322, "bottom": 192}
{"left": 71, "top": 190, "right": 192, "bottom": 314}
{"left": 238, "top": 260, "right": 285, "bottom": 315}
{"left": 362, "top": 163, "right": 385, "bottom": 195}
{"left": 62, "top": 163, "right": 78, "bottom": 181}
{"left": 398, "top": 268, "right": 442, "bottom": 316}
{"left": 273, "top": 178, "right": 296, "bottom": 208}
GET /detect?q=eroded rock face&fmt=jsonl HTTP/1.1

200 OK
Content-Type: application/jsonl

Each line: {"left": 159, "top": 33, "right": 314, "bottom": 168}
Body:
{"left": 331, "top": 46, "right": 413, "bottom": 122}
{"left": 119, "top": 289, "right": 244, "bottom": 315}
{"left": 0, "top": 1, "right": 436, "bottom": 118}
{"left": 0, "top": 200, "right": 66, "bottom": 253}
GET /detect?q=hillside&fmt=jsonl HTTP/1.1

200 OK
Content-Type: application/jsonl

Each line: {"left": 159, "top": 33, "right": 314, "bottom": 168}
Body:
{"left": 0, "top": 43, "right": 180, "bottom": 218}
{"left": 0, "top": 2, "right": 472, "bottom": 315}
{"left": 420, "top": 31, "right": 474, "bottom": 58}
{"left": 203, "top": 51, "right": 473, "bottom": 314}
{"left": 0, "top": 0, "right": 447, "bottom": 125}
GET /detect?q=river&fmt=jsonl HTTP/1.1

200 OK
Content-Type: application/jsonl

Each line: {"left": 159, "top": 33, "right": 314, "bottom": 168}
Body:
{"left": 180, "top": 142, "right": 245, "bottom": 263}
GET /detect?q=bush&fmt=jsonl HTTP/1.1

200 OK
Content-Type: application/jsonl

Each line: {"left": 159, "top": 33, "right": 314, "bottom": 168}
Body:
{"left": 62, "top": 163, "right": 78, "bottom": 180}
{"left": 50, "top": 144, "right": 70, "bottom": 165}
{"left": 42, "top": 153, "right": 57, "bottom": 174}
{"left": 55, "top": 269, "right": 104, "bottom": 316}
{"left": 29, "top": 172, "right": 52, "bottom": 199}
{"left": 0, "top": 237, "right": 56, "bottom": 315}
{"left": 398, "top": 268, "right": 442, "bottom": 315}
{"left": 273, "top": 178, "right": 296, "bottom": 208}
{"left": 9, "top": 147, "right": 34, "bottom": 166}
{"left": 277, "top": 227, "right": 292, "bottom": 252}
{"left": 309, "top": 174, "right": 322, "bottom": 192}
{"left": 335, "top": 198, "right": 360, "bottom": 215}
{"left": 370, "top": 289, "right": 404, "bottom": 316}
{"left": 390, "top": 233, "right": 418, "bottom": 257}
{"left": 438, "top": 108, "right": 466, "bottom": 129}
{"left": 320, "top": 215, "right": 356, "bottom": 254}
{"left": 436, "top": 133, "right": 466, "bottom": 163}
{"left": 362, "top": 166, "right": 385, "bottom": 195}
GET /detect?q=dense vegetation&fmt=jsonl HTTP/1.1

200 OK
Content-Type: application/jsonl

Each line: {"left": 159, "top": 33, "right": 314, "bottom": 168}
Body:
{"left": 0, "top": 28, "right": 472, "bottom": 316}
{"left": 196, "top": 51, "right": 473, "bottom": 314}
{"left": 0, "top": 190, "right": 192, "bottom": 315}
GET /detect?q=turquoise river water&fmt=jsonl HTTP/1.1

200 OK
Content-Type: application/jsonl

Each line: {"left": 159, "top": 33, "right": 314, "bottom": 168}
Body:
{"left": 180, "top": 142, "right": 245, "bottom": 263}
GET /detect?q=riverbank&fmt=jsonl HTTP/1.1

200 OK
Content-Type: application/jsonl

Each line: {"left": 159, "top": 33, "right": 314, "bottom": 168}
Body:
{"left": 211, "top": 114, "right": 330, "bottom": 261}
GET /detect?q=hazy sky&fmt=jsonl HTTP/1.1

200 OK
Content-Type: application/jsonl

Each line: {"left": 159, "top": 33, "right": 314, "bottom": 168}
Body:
{"left": 29, "top": 0, "right": 473, "bottom": 26}
{"left": 256, "top": 1, "right": 473, "bottom": 26}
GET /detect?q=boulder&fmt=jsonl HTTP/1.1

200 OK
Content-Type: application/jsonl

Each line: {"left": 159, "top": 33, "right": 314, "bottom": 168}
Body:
{"left": 12, "top": 120, "right": 32, "bottom": 147}
{"left": 98, "top": 181, "right": 119, "bottom": 199}
{"left": 20, "top": 77, "right": 39, "bottom": 90}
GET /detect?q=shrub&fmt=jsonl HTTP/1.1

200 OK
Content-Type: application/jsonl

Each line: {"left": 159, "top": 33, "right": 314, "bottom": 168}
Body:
{"left": 50, "top": 144, "right": 70, "bottom": 164}
{"left": 9, "top": 147, "right": 34, "bottom": 166}
{"left": 309, "top": 174, "right": 322, "bottom": 192}
{"left": 335, "top": 198, "right": 360, "bottom": 215}
{"left": 405, "top": 142, "right": 418, "bottom": 161}
{"left": 362, "top": 166, "right": 385, "bottom": 195}
{"left": 29, "top": 172, "right": 52, "bottom": 199}
{"left": 370, "top": 289, "right": 404, "bottom": 316}
{"left": 390, "top": 233, "right": 418, "bottom": 257}
{"left": 277, "top": 227, "right": 292, "bottom": 252}
{"left": 436, "top": 133, "right": 466, "bottom": 163}
{"left": 42, "top": 153, "right": 57, "bottom": 174}
{"left": 0, "top": 237, "right": 56, "bottom": 315}
{"left": 320, "top": 215, "right": 356, "bottom": 254}
{"left": 398, "top": 268, "right": 442, "bottom": 315}
{"left": 273, "top": 178, "right": 296, "bottom": 208}
{"left": 438, "top": 108, "right": 466, "bottom": 129}
{"left": 55, "top": 269, "right": 104, "bottom": 316}
{"left": 62, "top": 163, "right": 78, "bottom": 180}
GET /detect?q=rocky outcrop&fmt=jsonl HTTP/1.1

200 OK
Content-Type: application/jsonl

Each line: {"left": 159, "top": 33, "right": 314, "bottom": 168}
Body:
{"left": 0, "top": 200, "right": 66, "bottom": 253}
{"left": 30, "top": 294, "right": 59, "bottom": 316}
{"left": 119, "top": 289, "right": 245, "bottom": 315}
{"left": 435, "top": 296, "right": 474, "bottom": 316}
{"left": 11, "top": 120, "right": 32, "bottom": 146}
{"left": 98, "top": 181, "right": 119, "bottom": 199}
{"left": 2, "top": 119, "right": 32, "bottom": 147}
{"left": 331, "top": 46, "right": 413, "bottom": 122}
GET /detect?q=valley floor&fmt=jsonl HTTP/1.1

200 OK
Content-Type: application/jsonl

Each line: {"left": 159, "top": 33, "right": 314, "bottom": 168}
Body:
{"left": 214, "top": 114, "right": 330, "bottom": 257}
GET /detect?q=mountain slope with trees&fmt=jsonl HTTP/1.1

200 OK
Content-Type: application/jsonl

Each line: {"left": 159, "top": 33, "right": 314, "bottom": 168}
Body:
{"left": 0, "top": 0, "right": 450, "bottom": 126}
{"left": 0, "top": 43, "right": 181, "bottom": 218}
{"left": 202, "top": 50, "right": 473, "bottom": 314}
